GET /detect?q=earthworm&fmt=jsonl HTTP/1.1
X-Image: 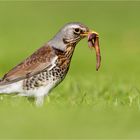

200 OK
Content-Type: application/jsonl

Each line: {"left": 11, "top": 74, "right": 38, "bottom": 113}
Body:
{"left": 88, "top": 33, "right": 101, "bottom": 71}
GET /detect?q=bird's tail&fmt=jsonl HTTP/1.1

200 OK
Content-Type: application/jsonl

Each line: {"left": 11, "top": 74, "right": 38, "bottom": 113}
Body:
{"left": 0, "top": 81, "right": 23, "bottom": 94}
{"left": 0, "top": 84, "right": 12, "bottom": 94}
{"left": 0, "top": 84, "right": 14, "bottom": 94}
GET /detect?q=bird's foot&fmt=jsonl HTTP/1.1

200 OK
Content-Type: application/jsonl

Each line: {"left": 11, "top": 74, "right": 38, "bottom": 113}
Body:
{"left": 35, "top": 96, "right": 44, "bottom": 107}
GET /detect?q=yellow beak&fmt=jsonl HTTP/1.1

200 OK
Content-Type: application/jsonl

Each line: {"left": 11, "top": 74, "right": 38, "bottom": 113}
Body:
{"left": 81, "top": 30, "right": 99, "bottom": 37}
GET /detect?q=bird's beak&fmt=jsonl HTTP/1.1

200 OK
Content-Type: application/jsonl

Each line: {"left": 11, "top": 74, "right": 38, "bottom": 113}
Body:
{"left": 81, "top": 30, "right": 101, "bottom": 71}
{"left": 80, "top": 30, "right": 99, "bottom": 37}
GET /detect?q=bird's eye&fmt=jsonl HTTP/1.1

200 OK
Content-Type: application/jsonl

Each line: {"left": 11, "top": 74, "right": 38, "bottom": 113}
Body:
{"left": 74, "top": 28, "right": 81, "bottom": 34}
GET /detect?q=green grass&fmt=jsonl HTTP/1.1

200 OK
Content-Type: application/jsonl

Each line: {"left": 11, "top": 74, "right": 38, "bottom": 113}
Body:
{"left": 0, "top": 1, "right": 140, "bottom": 139}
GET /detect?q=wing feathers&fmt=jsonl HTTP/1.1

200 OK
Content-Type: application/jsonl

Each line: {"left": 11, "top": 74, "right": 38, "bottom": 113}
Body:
{"left": 0, "top": 45, "right": 56, "bottom": 85}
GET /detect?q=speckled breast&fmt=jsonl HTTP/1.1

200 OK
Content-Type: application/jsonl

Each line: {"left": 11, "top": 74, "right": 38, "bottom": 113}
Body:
{"left": 23, "top": 65, "right": 69, "bottom": 91}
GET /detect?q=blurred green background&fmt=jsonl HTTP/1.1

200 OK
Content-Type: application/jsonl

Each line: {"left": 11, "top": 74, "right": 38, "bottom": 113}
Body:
{"left": 0, "top": 1, "right": 140, "bottom": 139}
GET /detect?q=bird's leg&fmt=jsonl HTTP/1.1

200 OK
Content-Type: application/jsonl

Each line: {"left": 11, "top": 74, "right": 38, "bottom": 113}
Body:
{"left": 35, "top": 96, "right": 44, "bottom": 107}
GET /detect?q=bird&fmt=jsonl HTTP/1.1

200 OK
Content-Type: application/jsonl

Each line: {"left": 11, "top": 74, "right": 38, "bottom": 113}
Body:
{"left": 0, "top": 22, "right": 99, "bottom": 106}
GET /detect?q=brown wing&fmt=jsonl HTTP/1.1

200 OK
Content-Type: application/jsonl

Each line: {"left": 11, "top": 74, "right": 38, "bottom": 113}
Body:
{"left": 0, "top": 45, "right": 56, "bottom": 85}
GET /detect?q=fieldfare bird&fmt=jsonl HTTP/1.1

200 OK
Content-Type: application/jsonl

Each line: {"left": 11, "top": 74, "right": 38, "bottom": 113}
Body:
{"left": 0, "top": 22, "right": 101, "bottom": 106}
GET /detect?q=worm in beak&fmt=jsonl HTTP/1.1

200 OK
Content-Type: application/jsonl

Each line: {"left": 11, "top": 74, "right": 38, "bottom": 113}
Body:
{"left": 88, "top": 31, "right": 101, "bottom": 71}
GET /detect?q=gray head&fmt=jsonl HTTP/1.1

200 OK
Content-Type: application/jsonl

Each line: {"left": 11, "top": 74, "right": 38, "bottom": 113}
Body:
{"left": 48, "top": 22, "right": 90, "bottom": 51}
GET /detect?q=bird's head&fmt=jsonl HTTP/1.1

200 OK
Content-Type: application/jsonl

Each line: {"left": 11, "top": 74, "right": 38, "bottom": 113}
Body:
{"left": 59, "top": 22, "right": 89, "bottom": 43}
{"left": 48, "top": 22, "right": 101, "bottom": 71}
{"left": 48, "top": 22, "right": 98, "bottom": 51}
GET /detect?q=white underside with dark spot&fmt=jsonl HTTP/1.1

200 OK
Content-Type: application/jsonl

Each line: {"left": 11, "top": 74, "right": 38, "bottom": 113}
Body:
{"left": 0, "top": 78, "right": 61, "bottom": 106}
